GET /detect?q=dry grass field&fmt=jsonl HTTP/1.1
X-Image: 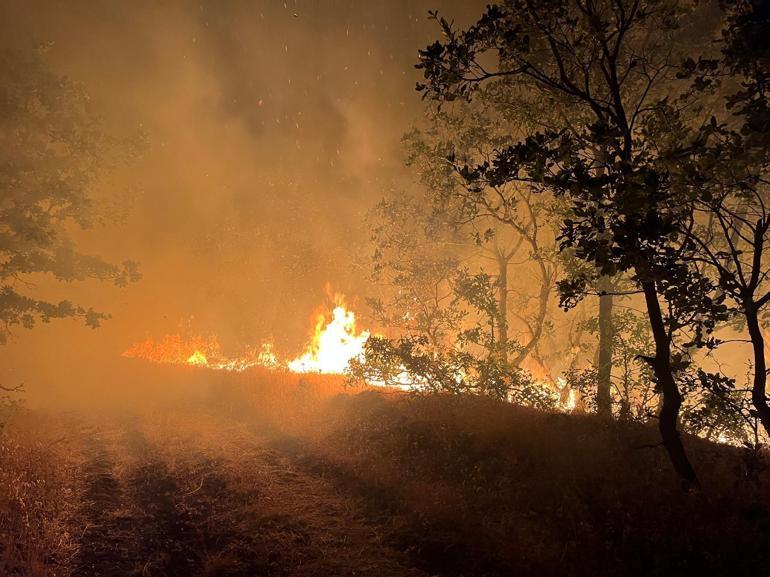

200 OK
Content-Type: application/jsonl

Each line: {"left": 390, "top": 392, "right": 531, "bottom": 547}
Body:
{"left": 2, "top": 364, "right": 770, "bottom": 577}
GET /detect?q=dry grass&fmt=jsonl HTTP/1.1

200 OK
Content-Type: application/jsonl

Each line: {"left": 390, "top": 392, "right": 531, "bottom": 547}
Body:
{"left": 0, "top": 363, "right": 356, "bottom": 577}
{"left": 220, "top": 372, "right": 770, "bottom": 577}
{"left": 316, "top": 394, "right": 770, "bottom": 576}
{"left": 208, "top": 366, "right": 380, "bottom": 434}
{"left": 106, "top": 406, "right": 424, "bottom": 577}
{"left": 0, "top": 411, "right": 85, "bottom": 577}
{"left": 4, "top": 363, "right": 770, "bottom": 577}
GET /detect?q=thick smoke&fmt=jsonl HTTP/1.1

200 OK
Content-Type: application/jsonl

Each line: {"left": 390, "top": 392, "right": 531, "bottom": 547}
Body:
{"left": 0, "top": 0, "right": 480, "bottom": 404}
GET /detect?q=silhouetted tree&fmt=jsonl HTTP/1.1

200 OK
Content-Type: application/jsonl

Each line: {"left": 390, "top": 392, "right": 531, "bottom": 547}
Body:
{"left": 0, "top": 48, "right": 140, "bottom": 343}
{"left": 416, "top": 0, "right": 730, "bottom": 486}
{"left": 672, "top": 0, "right": 770, "bottom": 438}
{"left": 403, "top": 86, "right": 565, "bottom": 374}
{"left": 364, "top": 192, "right": 555, "bottom": 401}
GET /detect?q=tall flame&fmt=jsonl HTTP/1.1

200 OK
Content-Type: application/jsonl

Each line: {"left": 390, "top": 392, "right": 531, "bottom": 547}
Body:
{"left": 287, "top": 304, "right": 369, "bottom": 374}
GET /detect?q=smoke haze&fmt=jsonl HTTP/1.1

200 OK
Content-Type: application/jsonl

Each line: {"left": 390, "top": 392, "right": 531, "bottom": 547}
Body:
{"left": 0, "top": 0, "right": 481, "bottom": 402}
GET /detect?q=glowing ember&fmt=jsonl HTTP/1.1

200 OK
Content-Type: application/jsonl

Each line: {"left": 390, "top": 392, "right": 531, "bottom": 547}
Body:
{"left": 287, "top": 304, "right": 370, "bottom": 374}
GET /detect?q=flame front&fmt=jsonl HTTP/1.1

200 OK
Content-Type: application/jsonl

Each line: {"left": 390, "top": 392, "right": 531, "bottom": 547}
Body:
{"left": 122, "top": 333, "right": 269, "bottom": 371}
{"left": 257, "top": 342, "right": 279, "bottom": 368}
{"left": 121, "top": 301, "right": 581, "bottom": 407}
{"left": 121, "top": 299, "right": 580, "bottom": 403}
{"left": 123, "top": 333, "right": 221, "bottom": 366}
{"left": 287, "top": 305, "right": 369, "bottom": 374}
{"left": 122, "top": 298, "right": 370, "bottom": 375}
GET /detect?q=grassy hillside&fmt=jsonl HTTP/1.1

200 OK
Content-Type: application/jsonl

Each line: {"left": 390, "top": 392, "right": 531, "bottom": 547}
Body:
{"left": 2, "top": 364, "right": 769, "bottom": 576}
{"left": 215, "top": 368, "right": 770, "bottom": 577}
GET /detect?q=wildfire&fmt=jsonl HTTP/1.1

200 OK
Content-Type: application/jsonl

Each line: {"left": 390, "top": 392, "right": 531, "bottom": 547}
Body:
{"left": 187, "top": 350, "right": 208, "bottom": 366}
{"left": 121, "top": 298, "right": 574, "bottom": 407}
{"left": 123, "top": 333, "right": 221, "bottom": 366}
{"left": 122, "top": 297, "right": 370, "bottom": 375}
{"left": 562, "top": 380, "right": 579, "bottom": 412}
{"left": 122, "top": 332, "right": 269, "bottom": 372}
{"left": 287, "top": 304, "right": 369, "bottom": 374}
{"left": 256, "top": 342, "right": 279, "bottom": 368}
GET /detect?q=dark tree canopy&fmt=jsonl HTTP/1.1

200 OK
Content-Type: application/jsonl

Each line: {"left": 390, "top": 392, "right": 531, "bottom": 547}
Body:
{"left": 414, "top": 0, "right": 754, "bottom": 486}
{"left": 0, "top": 48, "right": 140, "bottom": 343}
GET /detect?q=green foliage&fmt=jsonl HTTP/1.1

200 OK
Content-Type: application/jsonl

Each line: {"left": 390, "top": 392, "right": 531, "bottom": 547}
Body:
{"left": 679, "top": 369, "right": 759, "bottom": 447}
{"left": 0, "top": 48, "right": 140, "bottom": 342}
{"left": 453, "top": 269, "right": 501, "bottom": 349}
{"left": 415, "top": 0, "right": 729, "bottom": 332}
{"left": 363, "top": 191, "right": 553, "bottom": 402}
{"left": 366, "top": 67, "right": 566, "bottom": 396}
{"left": 367, "top": 196, "right": 467, "bottom": 344}
{"left": 564, "top": 366, "right": 599, "bottom": 411}
{"left": 373, "top": 0, "right": 770, "bottom": 456}
{"left": 570, "top": 308, "right": 656, "bottom": 419}
{"left": 348, "top": 334, "right": 557, "bottom": 409}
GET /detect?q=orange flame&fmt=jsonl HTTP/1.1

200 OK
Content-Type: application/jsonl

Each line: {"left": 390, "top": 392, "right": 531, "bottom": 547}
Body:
{"left": 122, "top": 333, "right": 271, "bottom": 371}
{"left": 121, "top": 296, "right": 370, "bottom": 375}
{"left": 187, "top": 350, "right": 208, "bottom": 366}
{"left": 287, "top": 302, "right": 370, "bottom": 374}
{"left": 123, "top": 333, "right": 219, "bottom": 365}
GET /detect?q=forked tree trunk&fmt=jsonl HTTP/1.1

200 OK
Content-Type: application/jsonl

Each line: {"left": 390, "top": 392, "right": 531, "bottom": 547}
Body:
{"left": 641, "top": 280, "right": 699, "bottom": 489}
{"left": 511, "top": 265, "right": 551, "bottom": 368}
{"left": 596, "top": 277, "right": 614, "bottom": 417}
{"left": 745, "top": 303, "right": 770, "bottom": 438}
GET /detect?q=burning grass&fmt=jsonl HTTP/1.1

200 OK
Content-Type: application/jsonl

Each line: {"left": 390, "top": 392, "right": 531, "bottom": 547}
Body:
{"left": 121, "top": 294, "right": 370, "bottom": 376}
{"left": 122, "top": 334, "right": 277, "bottom": 372}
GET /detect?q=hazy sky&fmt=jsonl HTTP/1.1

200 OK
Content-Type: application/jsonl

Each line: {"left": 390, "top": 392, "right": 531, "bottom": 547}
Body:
{"left": 0, "top": 0, "right": 485, "bottom": 396}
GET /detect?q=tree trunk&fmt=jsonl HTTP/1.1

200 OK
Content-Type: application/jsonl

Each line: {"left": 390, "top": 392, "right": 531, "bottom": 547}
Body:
{"left": 745, "top": 303, "right": 770, "bottom": 437}
{"left": 641, "top": 280, "right": 699, "bottom": 489}
{"left": 596, "top": 276, "right": 614, "bottom": 417}
{"left": 511, "top": 263, "right": 551, "bottom": 367}
{"left": 497, "top": 254, "right": 509, "bottom": 364}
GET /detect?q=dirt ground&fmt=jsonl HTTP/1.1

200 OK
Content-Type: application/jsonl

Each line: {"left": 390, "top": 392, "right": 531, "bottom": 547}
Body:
{"left": 66, "top": 409, "right": 425, "bottom": 577}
